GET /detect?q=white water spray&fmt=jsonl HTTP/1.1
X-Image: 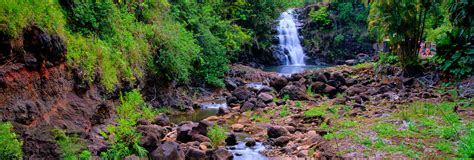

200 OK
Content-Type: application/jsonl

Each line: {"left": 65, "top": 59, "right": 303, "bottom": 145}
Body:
{"left": 277, "top": 9, "right": 306, "bottom": 66}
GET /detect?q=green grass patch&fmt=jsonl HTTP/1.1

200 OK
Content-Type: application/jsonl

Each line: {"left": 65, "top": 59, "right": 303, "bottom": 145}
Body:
{"left": 280, "top": 105, "right": 290, "bottom": 117}
{"left": 352, "top": 62, "right": 373, "bottom": 69}
{"left": 304, "top": 107, "right": 326, "bottom": 118}
{"left": 434, "top": 141, "right": 453, "bottom": 154}
{"left": 372, "top": 122, "right": 408, "bottom": 138}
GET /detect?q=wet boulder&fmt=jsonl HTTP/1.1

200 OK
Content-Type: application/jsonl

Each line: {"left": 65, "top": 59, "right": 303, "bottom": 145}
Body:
{"left": 240, "top": 101, "right": 255, "bottom": 112}
{"left": 224, "top": 78, "right": 238, "bottom": 91}
{"left": 211, "top": 147, "right": 233, "bottom": 160}
{"left": 346, "top": 84, "right": 365, "bottom": 96}
{"left": 137, "top": 124, "right": 166, "bottom": 151}
{"left": 267, "top": 126, "right": 290, "bottom": 138}
{"left": 245, "top": 138, "right": 256, "bottom": 147}
{"left": 312, "top": 73, "right": 328, "bottom": 83}
{"left": 232, "top": 87, "right": 253, "bottom": 101}
{"left": 186, "top": 147, "right": 207, "bottom": 160}
{"left": 270, "top": 77, "right": 288, "bottom": 91}
{"left": 280, "top": 84, "right": 308, "bottom": 100}
{"left": 151, "top": 141, "right": 185, "bottom": 160}
{"left": 273, "top": 136, "right": 291, "bottom": 147}
{"left": 153, "top": 113, "right": 171, "bottom": 126}
{"left": 257, "top": 92, "right": 273, "bottom": 103}
{"left": 225, "top": 133, "right": 237, "bottom": 146}
{"left": 177, "top": 122, "right": 198, "bottom": 143}
{"left": 193, "top": 120, "right": 213, "bottom": 136}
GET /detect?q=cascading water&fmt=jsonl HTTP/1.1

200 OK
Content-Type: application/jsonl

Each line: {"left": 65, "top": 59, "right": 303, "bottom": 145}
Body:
{"left": 277, "top": 9, "right": 305, "bottom": 66}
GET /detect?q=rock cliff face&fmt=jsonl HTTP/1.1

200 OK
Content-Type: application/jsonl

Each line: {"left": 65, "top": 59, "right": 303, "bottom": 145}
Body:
{"left": 0, "top": 26, "right": 112, "bottom": 159}
{"left": 296, "top": 3, "right": 375, "bottom": 65}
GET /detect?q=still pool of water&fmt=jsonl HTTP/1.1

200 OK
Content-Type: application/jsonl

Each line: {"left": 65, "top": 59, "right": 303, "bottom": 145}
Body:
{"left": 263, "top": 65, "right": 325, "bottom": 75}
{"left": 169, "top": 108, "right": 218, "bottom": 124}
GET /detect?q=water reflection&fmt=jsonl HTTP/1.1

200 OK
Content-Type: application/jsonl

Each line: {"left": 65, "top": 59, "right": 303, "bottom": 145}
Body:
{"left": 263, "top": 65, "right": 325, "bottom": 75}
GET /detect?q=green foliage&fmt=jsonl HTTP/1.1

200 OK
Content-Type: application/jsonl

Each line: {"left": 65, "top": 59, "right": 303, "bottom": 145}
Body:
{"left": 377, "top": 52, "right": 399, "bottom": 65}
{"left": 0, "top": 1, "right": 66, "bottom": 38}
{"left": 334, "top": 34, "right": 345, "bottom": 45}
{"left": 282, "top": 95, "right": 290, "bottom": 102}
{"left": 195, "top": 29, "right": 229, "bottom": 87}
{"left": 66, "top": 1, "right": 114, "bottom": 36}
{"left": 79, "top": 150, "right": 92, "bottom": 160}
{"left": 295, "top": 101, "right": 303, "bottom": 108}
{"left": 101, "top": 90, "right": 156, "bottom": 159}
{"left": 280, "top": 105, "right": 289, "bottom": 117}
{"left": 435, "top": 29, "right": 473, "bottom": 79}
{"left": 352, "top": 63, "right": 372, "bottom": 69}
{"left": 52, "top": 129, "right": 88, "bottom": 160}
{"left": 372, "top": 123, "right": 405, "bottom": 138}
{"left": 458, "top": 126, "right": 474, "bottom": 158}
{"left": 0, "top": 122, "right": 23, "bottom": 159}
{"left": 369, "top": 1, "right": 438, "bottom": 71}
{"left": 309, "top": 6, "right": 331, "bottom": 29}
{"left": 207, "top": 124, "right": 227, "bottom": 148}
{"left": 434, "top": 141, "right": 453, "bottom": 154}
{"left": 304, "top": 107, "right": 326, "bottom": 118}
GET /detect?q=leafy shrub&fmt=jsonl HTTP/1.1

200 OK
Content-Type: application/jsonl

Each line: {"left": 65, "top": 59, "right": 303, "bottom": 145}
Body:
{"left": 101, "top": 90, "right": 156, "bottom": 159}
{"left": 79, "top": 150, "right": 92, "bottom": 160}
{"left": 378, "top": 52, "right": 399, "bottom": 65}
{"left": 282, "top": 95, "right": 290, "bottom": 102}
{"left": 0, "top": 1, "right": 66, "bottom": 38}
{"left": 435, "top": 29, "right": 474, "bottom": 79}
{"left": 280, "top": 105, "right": 289, "bottom": 117}
{"left": 66, "top": 1, "right": 114, "bottom": 36}
{"left": 0, "top": 122, "right": 23, "bottom": 159}
{"left": 304, "top": 107, "right": 326, "bottom": 118}
{"left": 207, "top": 124, "right": 227, "bottom": 148}
{"left": 153, "top": 20, "right": 200, "bottom": 82}
{"left": 52, "top": 129, "right": 88, "bottom": 160}
{"left": 309, "top": 6, "right": 331, "bottom": 29}
{"left": 334, "top": 34, "right": 345, "bottom": 45}
{"left": 195, "top": 29, "right": 229, "bottom": 87}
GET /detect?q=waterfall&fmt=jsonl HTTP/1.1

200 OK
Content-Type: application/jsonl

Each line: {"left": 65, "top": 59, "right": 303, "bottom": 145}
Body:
{"left": 277, "top": 9, "right": 305, "bottom": 66}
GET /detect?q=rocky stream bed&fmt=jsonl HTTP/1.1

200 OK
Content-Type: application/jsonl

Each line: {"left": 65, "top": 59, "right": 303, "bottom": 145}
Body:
{"left": 109, "top": 64, "right": 473, "bottom": 159}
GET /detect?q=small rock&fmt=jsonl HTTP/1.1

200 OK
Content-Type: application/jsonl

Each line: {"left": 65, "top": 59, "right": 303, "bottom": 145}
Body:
{"left": 225, "top": 78, "right": 238, "bottom": 91}
{"left": 232, "top": 87, "right": 253, "bottom": 101}
{"left": 136, "top": 124, "right": 166, "bottom": 151}
{"left": 280, "top": 84, "right": 308, "bottom": 100}
{"left": 240, "top": 101, "right": 255, "bottom": 112}
{"left": 177, "top": 122, "right": 197, "bottom": 143}
{"left": 192, "top": 134, "right": 210, "bottom": 142}
{"left": 225, "top": 133, "right": 237, "bottom": 146}
{"left": 217, "top": 107, "right": 229, "bottom": 116}
{"left": 231, "top": 124, "right": 244, "bottom": 132}
{"left": 245, "top": 138, "right": 256, "bottom": 147}
{"left": 186, "top": 147, "right": 207, "bottom": 159}
{"left": 211, "top": 147, "right": 233, "bottom": 160}
{"left": 153, "top": 113, "right": 171, "bottom": 126}
{"left": 137, "top": 118, "right": 151, "bottom": 125}
{"left": 284, "top": 126, "right": 296, "bottom": 133}
{"left": 267, "top": 126, "right": 290, "bottom": 138}
{"left": 258, "top": 93, "right": 274, "bottom": 103}
{"left": 274, "top": 136, "right": 291, "bottom": 147}
{"left": 297, "top": 150, "right": 308, "bottom": 157}
{"left": 270, "top": 77, "right": 288, "bottom": 91}
{"left": 313, "top": 73, "right": 328, "bottom": 83}
{"left": 124, "top": 155, "right": 140, "bottom": 160}
{"left": 151, "top": 141, "right": 185, "bottom": 160}
{"left": 311, "top": 82, "right": 326, "bottom": 92}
